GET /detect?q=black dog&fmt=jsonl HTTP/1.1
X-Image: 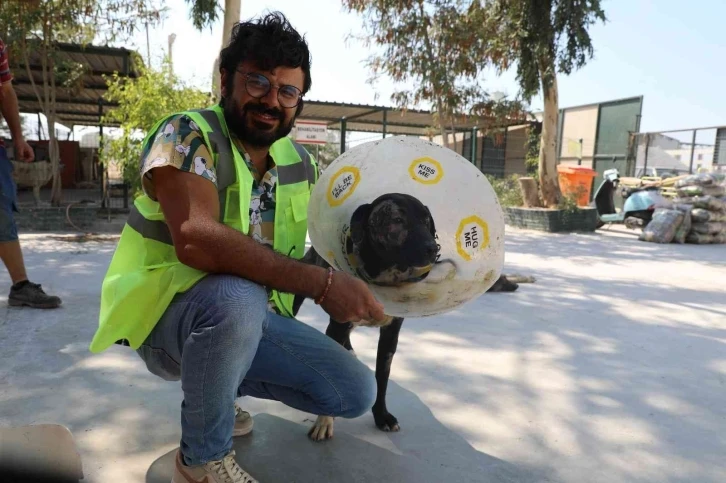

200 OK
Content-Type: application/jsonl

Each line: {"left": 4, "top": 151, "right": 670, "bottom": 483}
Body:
{"left": 293, "top": 193, "right": 519, "bottom": 440}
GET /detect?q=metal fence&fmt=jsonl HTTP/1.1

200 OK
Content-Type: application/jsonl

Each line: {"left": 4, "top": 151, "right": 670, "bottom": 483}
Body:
{"left": 12, "top": 137, "right": 131, "bottom": 211}
{"left": 628, "top": 125, "right": 726, "bottom": 178}
{"left": 443, "top": 124, "right": 536, "bottom": 178}
{"left": 14, "top": 164, "right": 130, "bottom": 211}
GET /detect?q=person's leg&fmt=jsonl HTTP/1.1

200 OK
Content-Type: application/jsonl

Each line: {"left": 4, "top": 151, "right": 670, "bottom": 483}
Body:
{"left": 238, "top": 311, "right": 377, "bottom": 421}
{"left": 0, "top": 151, "right": 26, "bottom": 283}
{"left": 0, "top": 151, "right": 60, "bottom": 308}
{"left": 0, "top": 220, "right": 26, "bottom": 283}
{"left": 136, "top": 274, "right": 269, "bottom": 467}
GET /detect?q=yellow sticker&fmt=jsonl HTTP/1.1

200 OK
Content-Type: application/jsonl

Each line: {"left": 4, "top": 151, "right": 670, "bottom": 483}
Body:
{"left": 326, "top": 166, "right": 360, "bottom": 207}
{"left": 408, "top": 157, "right": 444, "bottom": 185}
{"left": 455, "top": 216, "right": 489, "bottom": 261}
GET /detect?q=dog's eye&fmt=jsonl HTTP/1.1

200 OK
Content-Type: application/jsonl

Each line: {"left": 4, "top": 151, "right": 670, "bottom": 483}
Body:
{"left": 393, "top": 218, "right": 404, "bottom": 224}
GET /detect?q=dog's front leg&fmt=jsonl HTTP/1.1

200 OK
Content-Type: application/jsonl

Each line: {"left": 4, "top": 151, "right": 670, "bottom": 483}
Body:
{"left": 307, "top": 319, "right": 355, "bottom": 442}
{"left": 325, "top": 320, "right": 355, "bottom": 353}
{"left": 372, "top": 317, "right": 404, "bottom": 431}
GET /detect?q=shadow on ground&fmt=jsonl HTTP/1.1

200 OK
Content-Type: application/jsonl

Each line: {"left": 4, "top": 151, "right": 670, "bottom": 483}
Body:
{"left": 1, "top": 231, "right": 725, "bottom": 483}
{"left": 147, "top": 407, "right": 547, "bottom": 483}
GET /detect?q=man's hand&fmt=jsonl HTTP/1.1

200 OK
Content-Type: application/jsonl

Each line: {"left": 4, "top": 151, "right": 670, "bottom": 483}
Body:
{"left": 320, "top": 271, "right": 386, "bottom": 324}
{"left": 14, "top": 139, "right": 34, "bottom": 162}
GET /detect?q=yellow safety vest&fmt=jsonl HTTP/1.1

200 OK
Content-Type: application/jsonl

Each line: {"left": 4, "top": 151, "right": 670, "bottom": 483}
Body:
{"left": 89, "top": 104, "right": 318, "bottom": 353}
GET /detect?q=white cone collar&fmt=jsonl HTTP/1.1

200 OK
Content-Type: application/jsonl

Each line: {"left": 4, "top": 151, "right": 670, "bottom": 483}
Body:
{"left": 308, "top": 136, "right": 505, "bottom": 317}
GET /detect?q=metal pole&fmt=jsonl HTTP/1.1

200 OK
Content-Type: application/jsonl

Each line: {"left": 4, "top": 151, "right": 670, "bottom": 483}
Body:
{"left": 382, "top": 109, "right": 387, "bottom": 139}
{"left": 578, "top": 138, "right": 583, "bottom": 166}
{"left": 145, "top": 22, "right": 151, "bottom": 67}
{"left": 469, "top": 128, "right": 475, "bottom": 163}
{"left": 642, "top": 133, "right": 650, "bottom": 175}
{"left": 98, "top": 99, "right": 105, "bottom": 208}
{"left": 471, "top": 128, "right": 478, "bottom": 167}
{"left": 168, "top": 33, "right": 177, "bottom": 72}
{"left": 688, "top": 129, "right": 697, "bottom": 174}
{"left": 340, "top": 118, "right": 347, "bottom": 154}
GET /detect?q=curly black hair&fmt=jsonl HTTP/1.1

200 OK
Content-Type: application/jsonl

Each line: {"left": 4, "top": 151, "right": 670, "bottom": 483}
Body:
{"left": 219, "top": 11, "right": 312, "bottom": 99}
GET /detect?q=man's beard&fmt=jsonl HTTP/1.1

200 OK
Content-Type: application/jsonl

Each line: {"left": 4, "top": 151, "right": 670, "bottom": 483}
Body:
{"left": 223, "top": 98, "right": 295, "bottom": 148}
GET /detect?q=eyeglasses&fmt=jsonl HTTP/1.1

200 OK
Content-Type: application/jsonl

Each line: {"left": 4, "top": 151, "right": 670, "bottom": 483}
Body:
{"left": 237, "top": 71, "right": 303, "bottom": 108}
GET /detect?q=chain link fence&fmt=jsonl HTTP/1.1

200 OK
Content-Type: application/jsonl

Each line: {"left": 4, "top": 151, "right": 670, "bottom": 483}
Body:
{"left": 628, "top": 126, "right": 726, "bottom": 179}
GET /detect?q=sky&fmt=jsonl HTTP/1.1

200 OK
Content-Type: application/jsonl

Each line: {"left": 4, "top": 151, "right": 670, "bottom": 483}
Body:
{"left": 76, "top": 0, "right": 726, "bottom": 140}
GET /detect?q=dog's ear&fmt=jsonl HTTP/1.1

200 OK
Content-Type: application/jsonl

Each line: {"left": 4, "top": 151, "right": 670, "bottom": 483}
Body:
{"left": 423, "top": 204, "right": 437, "bottom": 237}
{"left": 350, "top": 203, "right": 372, "bottom": 244}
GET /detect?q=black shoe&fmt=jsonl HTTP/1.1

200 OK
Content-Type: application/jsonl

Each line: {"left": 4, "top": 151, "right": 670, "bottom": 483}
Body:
{"left": 8, "top": 281, "right": 62, "bottom": 309}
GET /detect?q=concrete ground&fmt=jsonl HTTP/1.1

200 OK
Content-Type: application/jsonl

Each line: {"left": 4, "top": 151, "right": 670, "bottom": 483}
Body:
{"left": 1, "top": 227, "right": 725, "bottom": 483}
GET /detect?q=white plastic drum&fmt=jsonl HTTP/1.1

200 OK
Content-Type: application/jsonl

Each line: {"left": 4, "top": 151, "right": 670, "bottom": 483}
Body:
{"left": 307, "top": 136, "right": 505, "bottom": 318}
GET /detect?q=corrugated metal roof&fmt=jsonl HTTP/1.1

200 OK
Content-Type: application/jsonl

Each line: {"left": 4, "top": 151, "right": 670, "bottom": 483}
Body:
{"left": 13, "top": 43, "right": 141, "bottom": 127}
{"left": 298, "top": 100, "right": 522, "bottom": 135}
{"left": 12, "top": 42, "right": 525, "bottom": 134}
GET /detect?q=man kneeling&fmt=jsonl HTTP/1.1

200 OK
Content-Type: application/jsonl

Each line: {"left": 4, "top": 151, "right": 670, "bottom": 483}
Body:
{"left": 89, "top": 13, "right": 384, "bottom": 483}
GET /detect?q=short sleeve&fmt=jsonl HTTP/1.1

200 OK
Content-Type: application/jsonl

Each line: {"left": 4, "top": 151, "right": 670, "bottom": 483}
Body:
{"left": 0, "top": 40, "right": 13, "bottom": 84}
{"left": 140, "top": 114, "right": 217, "bottom": 200}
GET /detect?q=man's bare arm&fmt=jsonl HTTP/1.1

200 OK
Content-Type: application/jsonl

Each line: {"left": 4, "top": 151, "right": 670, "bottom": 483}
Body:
{"left": 153, "top": 165, "right": 329, "bottom": 299}
{"left": 0, "top": 82, "right": 24, "bottom": 141}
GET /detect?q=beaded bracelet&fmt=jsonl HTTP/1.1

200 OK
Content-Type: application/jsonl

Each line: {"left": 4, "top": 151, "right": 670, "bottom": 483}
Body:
{"left": 315, "top": 267, "right": 334, "bottom": 305}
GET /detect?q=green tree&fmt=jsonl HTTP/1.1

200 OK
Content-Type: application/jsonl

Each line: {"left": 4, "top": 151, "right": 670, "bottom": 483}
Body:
{"left": 101, "top": 57, "right": 213, "bottom": 194}
{"left": 342, "top": 0, "right": 525, "bottom": 150}
{"left": 0, "top": 0, "right": 164, "bottom": 205}
{"left": 480, "top": 0, "right": 606, "bottom": 207}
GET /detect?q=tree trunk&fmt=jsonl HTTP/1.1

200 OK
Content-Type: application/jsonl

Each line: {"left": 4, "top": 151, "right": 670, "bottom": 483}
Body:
{"left": 538, "top": 72, "right": 561, "bottom": 208}
{"left": 450, "top": 119, "right": 459, "bottom": 154}
{"left": 48, "top": 115, "right": 62, "bottom": 205}
{"left": 212, "top": 0, "right": 242, "bottom": 99}
{"left": 518, "top": 177, "right": 542, "bottom": 208}
{"left": 436, "top": 97, "right": 449, "bottom": 148}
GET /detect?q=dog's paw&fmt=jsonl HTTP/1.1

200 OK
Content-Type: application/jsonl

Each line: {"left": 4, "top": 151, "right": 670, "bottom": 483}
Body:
{"left": 373, "top": 410, "right": 400, "bottom": 432}
{"left": 307, "top": 415, "right": 335, "bottom": 441}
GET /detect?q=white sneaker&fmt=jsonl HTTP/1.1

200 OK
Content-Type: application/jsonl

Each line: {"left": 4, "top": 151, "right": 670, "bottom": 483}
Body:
{"left": 172, "top": 449, "right": 258, "bottom": 483}
{"left": 234, "top": 403, "right": 254, "bottom": 436}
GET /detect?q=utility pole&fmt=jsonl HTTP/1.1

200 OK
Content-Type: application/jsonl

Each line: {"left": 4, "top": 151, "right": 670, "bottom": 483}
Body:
{"left": 168, "top": 33, "right": 177, "bottom": 73}
{"left": 145, "top": 21, "right": 151, "bottom": 67}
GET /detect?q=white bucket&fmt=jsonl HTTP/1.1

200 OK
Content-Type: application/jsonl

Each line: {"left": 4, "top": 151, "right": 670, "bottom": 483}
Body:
{"left": 308, "top": 136, "right": 505, "bottom": 317}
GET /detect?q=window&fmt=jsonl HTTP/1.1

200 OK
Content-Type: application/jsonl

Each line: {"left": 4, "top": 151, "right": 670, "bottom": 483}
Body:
{"left": 674, "top": 155, "right": 681, "bottom": 161}
{"left": 698, "top": 154, "right": 703, "bottom": 161}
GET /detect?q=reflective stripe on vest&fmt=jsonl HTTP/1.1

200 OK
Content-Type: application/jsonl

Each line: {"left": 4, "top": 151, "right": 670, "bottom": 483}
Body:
{"left": 127, "top": 206, "right": 173, "bottom": 245}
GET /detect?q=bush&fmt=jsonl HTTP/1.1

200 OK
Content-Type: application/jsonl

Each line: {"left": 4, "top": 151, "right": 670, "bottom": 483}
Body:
{"left": 557, "top": 184, "right": 587, "bottom": 214}
{"left": 486, "top": 174, "right": 524, "bottom": 208}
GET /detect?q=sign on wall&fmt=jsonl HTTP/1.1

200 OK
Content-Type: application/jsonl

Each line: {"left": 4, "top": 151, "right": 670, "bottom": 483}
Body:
{"left": 294, "top": 120, "right": 328, "bottom": 145}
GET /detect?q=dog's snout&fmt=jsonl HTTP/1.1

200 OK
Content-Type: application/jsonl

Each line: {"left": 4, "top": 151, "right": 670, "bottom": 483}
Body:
{"left": 424, "top": 240, "right": 438, "bottom": 258}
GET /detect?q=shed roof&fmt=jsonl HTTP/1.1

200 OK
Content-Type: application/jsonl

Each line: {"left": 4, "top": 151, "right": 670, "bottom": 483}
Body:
{"left": 12, "top": 42, "right": 528, "bottom": 134}
{"left": 13, "top": 42, "right": 141, "bottom": 127}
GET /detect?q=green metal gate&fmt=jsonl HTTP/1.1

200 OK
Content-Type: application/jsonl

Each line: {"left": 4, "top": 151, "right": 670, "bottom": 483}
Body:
{"left": 591, "top": 97, "right": 643, "bottom": 205}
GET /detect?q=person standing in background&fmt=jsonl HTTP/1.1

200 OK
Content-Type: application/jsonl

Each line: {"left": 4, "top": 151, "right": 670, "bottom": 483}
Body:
{"left": 0, "top": 38, "right": 62, "bottom": 308}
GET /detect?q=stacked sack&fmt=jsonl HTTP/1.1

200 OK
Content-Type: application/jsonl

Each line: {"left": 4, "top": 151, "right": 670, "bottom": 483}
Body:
{"left": 674, "top": 173, "right": 726, "bottom": 244}
{"left": 639, "top": 173, "right": 726, "bottom": 244}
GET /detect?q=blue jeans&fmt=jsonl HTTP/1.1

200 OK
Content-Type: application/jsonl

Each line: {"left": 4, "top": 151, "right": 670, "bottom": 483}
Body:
{"left": 0, "top": 146, "right": 18, "bottom": 242}
{"left": 136, "top": 274, "right": 376, "bottom": 466}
